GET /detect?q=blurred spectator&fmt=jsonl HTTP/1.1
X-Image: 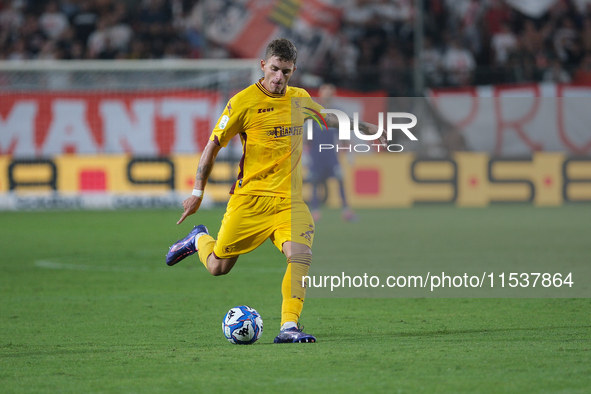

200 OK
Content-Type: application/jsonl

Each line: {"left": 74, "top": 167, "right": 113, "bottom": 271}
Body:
{"left": 109, "top": 8, "right": 133, "bottom": 52}
{"left": 20, "top": 13, "right": 46, "bottom": 57}
{"left": 39, "top": 1, "right": 68, "bottom": 40}
{"left": 492, "top": 22, "right": 518, "bottom": 65}
{"left": 543, "top": 58, "right": 572, "bottom": 82}
{"left": 342, "top": 0, "right": 377, "bottom": 41}
{"left": 86, "top": 17, "right": 109, "bottom": 58}
{"left": 126, "top": 38, "right": 149, "bottom": 59}
{"left": 328, "top": 32, "right": 359, "bottom": 87}
{"left": 72, "top": 0, "right": 98, "bottom": 45}
{"left": 179, "top": 0, "right": 203, "bottom": 57}
{"left": 379, "top": 43, "right": 408, "bottom": 95}
{"left": 507, "top": 36, "right": 538, "bottom": 82}
{"left": 442, "top": 38, "right": 476, "bottom": 86}
{"left": 573, "top": 52, "right": 591, "bottom": 83}
{"left": 37, "top": 39, "right": 59, "bottom": 60}
{"left": 483, "top": 0, "right": 512, "bottom": 35}
{"left": 67, "top": 40, "right": 85, "bottom": 59}
{"left": 461, "top": 0, "right": 484, "bottom": 55}
{"left": 7, "top": 37, "right": 28, "bottom": 60}
{"left": 139, "top": 0, "right": 172, "bottom": 25}
{"left": 0, "top": 0, "right": 24, "bottom": 34}
{"left": 58, "top": 0, "right": 79, "bottom": 19}
{"left": 2, "top": 0, "right": 591, "bottom": 91}
{"left": 421, "top": 36, "right": 443, "bottom": 86}
{"left": 554, "top": 17, "right": 578, "bottom": 62}
{"left": 55, "top": 26, "right": 76, "bottom": 59}
{"left": 582, "top": 18, "right": 591, "bottom": 52}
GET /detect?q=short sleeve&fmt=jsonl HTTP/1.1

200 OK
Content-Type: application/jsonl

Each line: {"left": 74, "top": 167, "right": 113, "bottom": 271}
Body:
{"left": 308, "top": 97, "right": 326, "bottom": 116}
{"left": 299, "top": 90, "right": 326, "bottom": 121}
{"left": 210, "top": 97, "right": 243, "bottom": 148}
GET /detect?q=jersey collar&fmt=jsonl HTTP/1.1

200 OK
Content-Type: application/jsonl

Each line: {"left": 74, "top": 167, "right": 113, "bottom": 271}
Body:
{"left": 256, "top": 78, "right": 287, "bottom": 98}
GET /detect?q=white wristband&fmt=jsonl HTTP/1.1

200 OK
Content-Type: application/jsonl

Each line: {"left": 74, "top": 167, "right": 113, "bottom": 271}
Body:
{"left": 192, "top": 189, "right": 204, "bottom": 199}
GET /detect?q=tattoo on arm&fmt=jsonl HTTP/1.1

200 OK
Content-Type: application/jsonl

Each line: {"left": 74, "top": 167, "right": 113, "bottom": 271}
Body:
{"left": 325, "top": 113, "right": 339, "bottom": 128}
{"left": 196, "top": 162, "right": 213, "bottom": 181}
{"left": 351, "top": 119, "right": 372, "bottom": 135}
{"left": 325, "top": 114, "right": 376, "bottom": 137}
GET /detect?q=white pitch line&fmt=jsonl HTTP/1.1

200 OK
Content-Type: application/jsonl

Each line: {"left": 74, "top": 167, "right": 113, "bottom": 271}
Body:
{"left": 34, "top": 260, "right": 151, "bottom": 272}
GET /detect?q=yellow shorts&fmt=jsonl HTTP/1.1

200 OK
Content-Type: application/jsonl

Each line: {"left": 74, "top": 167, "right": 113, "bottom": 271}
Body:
{"left": 213, "top": 194, "right": 315, "bottom": 259}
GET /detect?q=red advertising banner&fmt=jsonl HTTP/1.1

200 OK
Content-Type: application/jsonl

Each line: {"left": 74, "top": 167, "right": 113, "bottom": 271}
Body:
{"left": 0, "top": 91, "right": 221, "bottom": 157}
{"left": 0, "top": 89, "right": 385, "bottom": 157}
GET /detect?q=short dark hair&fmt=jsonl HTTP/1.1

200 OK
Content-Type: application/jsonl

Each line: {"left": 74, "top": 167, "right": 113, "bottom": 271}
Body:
{"left": 265, "top": 38, "right": 297, "bottom": 65}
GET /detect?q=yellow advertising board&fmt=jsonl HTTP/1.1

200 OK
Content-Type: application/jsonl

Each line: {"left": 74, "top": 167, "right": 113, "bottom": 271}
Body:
{"left": 1, "top": 153, "right": 590, "bottom": 208}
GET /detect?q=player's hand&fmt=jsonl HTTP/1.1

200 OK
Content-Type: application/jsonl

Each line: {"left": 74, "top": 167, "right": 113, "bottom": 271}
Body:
{"left": 377, "top": 131, "right": 388, "bottom": 147}
{"left": 373, "top": 123, "right": 387, "bottom": 147}
{"left": 177, "top": 195, "right": 202, "bottom": 225}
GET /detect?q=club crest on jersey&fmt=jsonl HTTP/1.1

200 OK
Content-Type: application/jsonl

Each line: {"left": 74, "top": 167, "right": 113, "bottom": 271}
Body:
{"left": 268, "top": 125, "right": 303, "bottom": 138}
{"left": 292, "top": 99, "right": 301, "bottom": 110}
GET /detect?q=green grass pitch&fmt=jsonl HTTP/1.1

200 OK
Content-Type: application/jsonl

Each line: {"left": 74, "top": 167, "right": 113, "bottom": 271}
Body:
{"left": 1, "top": 206, "right": 590, "bottom": 393}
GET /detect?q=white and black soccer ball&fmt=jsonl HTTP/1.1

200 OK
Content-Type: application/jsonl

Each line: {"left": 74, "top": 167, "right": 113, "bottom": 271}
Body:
{"left": 222, "top": 305, "right": 263, "bottom": 345}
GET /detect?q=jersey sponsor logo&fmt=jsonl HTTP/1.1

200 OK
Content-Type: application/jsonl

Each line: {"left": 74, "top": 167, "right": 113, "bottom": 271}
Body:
{"left": 219, "top": 115, "right": 230, "bottom": 130}
{"left": 257, "top": 107, "right": 274, "bottom": 113}
{"left": 267, "top": 125, "right": 303, "bottom": 138}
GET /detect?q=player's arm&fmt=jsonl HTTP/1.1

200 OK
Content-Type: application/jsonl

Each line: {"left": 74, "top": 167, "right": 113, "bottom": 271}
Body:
{"left": 324, "top": 113, "right": 387, "bottom": 146}
{"left": 177, "top": 139, "right": 222, "bottom": 225}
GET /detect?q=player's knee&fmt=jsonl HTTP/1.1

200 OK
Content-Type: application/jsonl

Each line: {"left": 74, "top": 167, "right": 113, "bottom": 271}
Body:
{"left": 208, "top": 264, "right": 229, "bottom": 276}
{"left": 207, "top": 259, "right": 233, "bottom": 276}
{"left": 284, "top": 242, "right": 312, "bottom": 258}
{"left": 294, "top": 244, "right": 312, "bottom": 257}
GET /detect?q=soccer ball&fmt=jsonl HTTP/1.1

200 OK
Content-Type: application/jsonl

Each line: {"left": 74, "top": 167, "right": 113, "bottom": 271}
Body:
{"left": 222, "top": 305, "right": 263, "bottom": 344}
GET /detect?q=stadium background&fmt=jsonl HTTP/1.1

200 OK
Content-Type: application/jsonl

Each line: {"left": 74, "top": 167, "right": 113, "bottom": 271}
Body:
{"left": 0, "top": 0, "right": 590, "bottom": 208}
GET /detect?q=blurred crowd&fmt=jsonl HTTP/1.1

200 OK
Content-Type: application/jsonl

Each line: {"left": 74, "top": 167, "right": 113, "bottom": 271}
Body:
{"left": 2, "top": 0, "right": 591, "bottom": 93}
{"left": 322, "top": 0, "right": 591, "bottom": 93}
{"left": 0, "top": 0, "right": 196, "bottom": 61}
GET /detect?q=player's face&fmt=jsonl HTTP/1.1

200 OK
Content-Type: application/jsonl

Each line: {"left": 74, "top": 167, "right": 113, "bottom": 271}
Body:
{"left": 260, "top": 56, "right": 296, "bottom": 94}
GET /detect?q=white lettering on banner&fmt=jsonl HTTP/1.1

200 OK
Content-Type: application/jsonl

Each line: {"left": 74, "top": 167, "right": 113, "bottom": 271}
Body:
{"left": 0, "top": 101, "right": 37, "bottom": 155}
{"left": 1, "top": 93, "right": 381, "bottom": 156}
{"left": 42, "top": 100, "right": 97, "bottom": 154}
{"left": 494, "top": 93, "right": 543, "bottom": 154}
{"left": 100, "top": 100, "right": 156, "bottom": 155}
{"left": 430, "top": 83, "right": 591, "bottom": 156}
{"left": 160, "top": 99, "right": 210, "bottom": 153}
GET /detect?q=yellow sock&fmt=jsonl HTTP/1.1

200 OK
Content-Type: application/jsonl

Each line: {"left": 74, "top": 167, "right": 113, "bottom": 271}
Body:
{"left": 197, "top": 235, "right": 215, "bottom": 269}
{"left": 281, "top": 253, "right": 312, "bottom": 326}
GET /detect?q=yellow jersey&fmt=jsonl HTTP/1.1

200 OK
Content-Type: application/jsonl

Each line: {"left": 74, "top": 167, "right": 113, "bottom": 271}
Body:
{"left": 210, "top": 78, "right": 324, "bottom": 199}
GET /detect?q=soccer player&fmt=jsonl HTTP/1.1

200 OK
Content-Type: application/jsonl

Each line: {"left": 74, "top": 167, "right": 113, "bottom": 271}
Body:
{"left": 166, "top": 38, "right": 384, "bottom": 343}
{"left": 306, "top": 83, "right": 356, "bottom": 222}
